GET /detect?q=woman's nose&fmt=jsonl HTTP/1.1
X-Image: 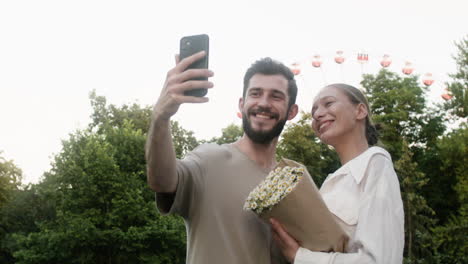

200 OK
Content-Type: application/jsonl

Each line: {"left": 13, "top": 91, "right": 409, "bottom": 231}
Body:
{"left": 313, "top": 106, "right": 325, "bottom": 120}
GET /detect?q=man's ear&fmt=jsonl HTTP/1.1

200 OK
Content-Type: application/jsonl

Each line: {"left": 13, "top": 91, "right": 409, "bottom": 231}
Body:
{"left": 287, "top": 104, "right": 299, "bottom": 120}
{"left": 356, "top": 103, "right": 368, "bottom": 121}
{"left": 238, "top": 97, "right": 244, "bottom": 113}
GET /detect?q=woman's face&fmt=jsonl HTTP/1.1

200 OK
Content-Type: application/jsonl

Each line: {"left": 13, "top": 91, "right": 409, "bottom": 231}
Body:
{"left": 311, "top": 86, "right": 365, "bottom": 146}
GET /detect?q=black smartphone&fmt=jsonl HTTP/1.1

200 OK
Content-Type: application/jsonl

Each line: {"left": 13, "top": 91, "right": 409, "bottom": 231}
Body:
{"left": 179, "top": 34, "right": 210, "bottom": 97}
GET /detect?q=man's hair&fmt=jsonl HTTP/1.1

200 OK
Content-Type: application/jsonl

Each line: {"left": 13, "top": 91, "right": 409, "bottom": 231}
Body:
{"left": 242, "top": 57, "right": 298, "bottom": 107}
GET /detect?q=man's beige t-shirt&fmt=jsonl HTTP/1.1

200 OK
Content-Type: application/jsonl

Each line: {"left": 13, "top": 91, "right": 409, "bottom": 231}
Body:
{"left": 156, "top": 143, "right": 284, "bottom": 264}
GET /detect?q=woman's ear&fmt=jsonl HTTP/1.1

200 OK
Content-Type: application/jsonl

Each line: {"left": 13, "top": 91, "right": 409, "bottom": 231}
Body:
{"left": 356, "top": 103, "right": 368, "bottom": 121}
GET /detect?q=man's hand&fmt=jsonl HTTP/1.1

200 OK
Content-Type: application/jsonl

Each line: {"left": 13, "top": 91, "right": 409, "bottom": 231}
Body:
{"left": 153, "top": 51, "right": 214, "bottom": 121}
{"left": 270, "top": 218, "right": 300, "bottom": 263}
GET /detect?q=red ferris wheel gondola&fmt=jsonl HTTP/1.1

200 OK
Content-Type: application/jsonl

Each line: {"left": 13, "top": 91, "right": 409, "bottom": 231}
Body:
{"left": 402, "top": 62, "right": 414, "bottom": 75}
{"left": 422, "top": 73, "right": 435, "bottom": 86}
{"left": 335, "top": 50, "right": 345, "bottom": 64}
{"left": 290, "top": 62, "right": 301, "bottom": 75}
{"left": 441, "top": 88, "right": 453, "bottom": 101}
{"left": 357, "top": 53, "right": 369, "bottom": 64}
{"left": 380, "top": 54, "right": 392, "bottom": 68}
{"left": 311, "top": 55, "right": 322, "bottom": 68}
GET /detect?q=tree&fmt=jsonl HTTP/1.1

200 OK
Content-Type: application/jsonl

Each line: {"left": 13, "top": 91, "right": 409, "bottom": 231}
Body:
{"left": 361, "top": 69, "right": 445, "bottom": 160}
{"left": 11, "top": 122, "right": 186, "bottom": 264}
{"left": 0, "top": 154, "right": 22, "bottom": 207}
{"left": 207, "top": 124, "right": 243, "bottom": 145}
{"left": 444, "top": 36, "right": 468, "bottom": 119}
{"left": 7, "top": 92, "right": 198, "bottom": 263}
{"left": 171, "top": 121, "right": 199, "bottom": 159}
{"left": 277, "top": 112, "right": 340, "bottom": 187}
{"left": 0, "top": 154, "right": 24, "bottom": 263}
{"left": 0, "top": 184, "right": 56, "bottom": 263}
{"left": 89, "top": 90, "right": 198, "bottom": 159}
{"left": 430, "top": 126, "right": 468, "bottom": 263}
{"left": 395, "top": 143, "right": 435, "bottom": 263}
{"left": 89, "top": 90, "right": 152, "bottom": 133}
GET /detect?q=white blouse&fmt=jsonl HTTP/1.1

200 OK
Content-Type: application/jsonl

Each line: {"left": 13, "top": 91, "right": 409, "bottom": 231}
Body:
{"left": 294, "top": 147, "right": 405, "bottom": 264}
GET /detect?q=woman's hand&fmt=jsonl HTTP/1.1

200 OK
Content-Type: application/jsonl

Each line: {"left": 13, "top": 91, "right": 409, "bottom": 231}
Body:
{"left": 270, "top": 218, "right": 300, "bottom": 263}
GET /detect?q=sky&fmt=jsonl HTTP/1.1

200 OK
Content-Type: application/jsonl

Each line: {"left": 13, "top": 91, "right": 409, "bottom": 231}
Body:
{"left": 0, "top": 0, "right": 467, "bottom": 184}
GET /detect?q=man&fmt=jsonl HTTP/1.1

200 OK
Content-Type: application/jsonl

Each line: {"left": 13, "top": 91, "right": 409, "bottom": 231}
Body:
{"left": 146, "top": 51, "right": 298, "bottom": 263}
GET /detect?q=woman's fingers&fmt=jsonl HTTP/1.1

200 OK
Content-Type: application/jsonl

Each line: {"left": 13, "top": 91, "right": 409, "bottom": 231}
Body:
{"left": 270, "top": 218, "right": 300, "bottom": 263}
{"left": 271, "top": 219, "right": 293, "bottom": 242}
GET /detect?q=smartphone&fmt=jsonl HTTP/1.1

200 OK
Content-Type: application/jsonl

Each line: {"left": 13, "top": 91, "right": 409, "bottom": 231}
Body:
{"left": 179, "top": 34, "right": 210, "bottom": 97}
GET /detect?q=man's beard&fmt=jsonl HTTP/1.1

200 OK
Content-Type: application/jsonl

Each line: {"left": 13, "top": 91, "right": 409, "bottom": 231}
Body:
{"left": 242, "top": 109, "right": 287, "bottom": 145}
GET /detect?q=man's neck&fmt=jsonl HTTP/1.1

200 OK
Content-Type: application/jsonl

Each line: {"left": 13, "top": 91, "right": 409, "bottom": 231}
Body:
{"left": 233, "top": 135, "right": 278, "bottom": 170}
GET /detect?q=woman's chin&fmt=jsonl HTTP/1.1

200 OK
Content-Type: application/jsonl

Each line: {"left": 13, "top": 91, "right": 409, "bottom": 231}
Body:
{"left": 319, "top": 133, "right": 336, "bottom": 146}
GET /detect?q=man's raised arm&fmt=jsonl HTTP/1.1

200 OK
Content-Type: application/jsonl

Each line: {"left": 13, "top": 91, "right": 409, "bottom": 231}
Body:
{"left": 145, "top": 51, "right": 214, "bottom": 193}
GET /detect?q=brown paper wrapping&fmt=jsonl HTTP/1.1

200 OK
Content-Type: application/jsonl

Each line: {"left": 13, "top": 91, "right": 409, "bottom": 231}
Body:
{"left": 260, "top": 158, "right": 349, "bottom": 252}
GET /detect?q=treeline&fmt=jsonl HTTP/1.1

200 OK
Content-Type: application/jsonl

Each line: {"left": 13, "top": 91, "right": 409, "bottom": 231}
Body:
{"left": 1, "top": 38, "right": 467, "bottom": 263}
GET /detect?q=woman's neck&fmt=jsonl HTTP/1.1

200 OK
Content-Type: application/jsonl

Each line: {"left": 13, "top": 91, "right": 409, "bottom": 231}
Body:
{"left": 333, "top": 132, "right": 369, "bottom": 165}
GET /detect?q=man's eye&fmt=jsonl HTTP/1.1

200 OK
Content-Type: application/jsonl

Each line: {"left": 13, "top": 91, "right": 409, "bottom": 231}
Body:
{"left": 325, "top": 101, "right": 334, "bottom": 107}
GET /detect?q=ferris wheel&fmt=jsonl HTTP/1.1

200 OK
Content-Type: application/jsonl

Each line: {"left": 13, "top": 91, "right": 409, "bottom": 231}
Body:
{"left": 235, "top": 51, "right": 453, "bottom": 119}
{"left": 288, "top": 50, "right": 453, "bottom": 101}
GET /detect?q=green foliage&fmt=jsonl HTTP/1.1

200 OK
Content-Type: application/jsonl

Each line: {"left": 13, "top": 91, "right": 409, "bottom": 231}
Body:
{"left": 430, "top": 126, "right": 468, "bottom": 263}
{"left": 0, "top": 185, "right": 56, "bottom": 263}
{"left": 89, "top": 90, "right": 152, "bottom": 133}
{"left": 207, "top": 123, "right": 243, "bottom": 145}
{"left": 431, "top": 214, "right": 468, "bottom": 264}
{"left": 0, "top": 92, "right": 194, "bottom": 263}
{"left": 444, "top": 36, "right": 468, "bottom": 118}
{"left": 0, "top": 154, "right": 22, "bottom": 207}
{"left": 420, "top": 125, "right": 467, "bottom": 224}
{"left": 395, "top": 143, "right": 436, "bottom": 263}
{"left": 361, "top": 69, "right": 445, "bottom": 160}
{"left": 277, "top": 112, "right": 340, "bottom": 186}
{"left": 171, "top": 121, "right": 199, "bottom": 159}
{"left": 10, "top": 122, "right": 187, "bottom": 263}
{"left": 0, "top": 154, "right": 23, "bottom": 263}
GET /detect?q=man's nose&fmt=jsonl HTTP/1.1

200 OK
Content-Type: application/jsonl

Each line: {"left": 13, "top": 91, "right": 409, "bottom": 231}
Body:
{"left": 257, "top": 95, "right": 271, "bottom": 107}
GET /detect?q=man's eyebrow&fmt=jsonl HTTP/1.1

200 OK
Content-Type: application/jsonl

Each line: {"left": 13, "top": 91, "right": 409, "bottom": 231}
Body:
{"left": 247, "top": 87, "right": 262, "bottom": 92}
{"left": 271, "top": 89, "right": 287, "bottom": 96}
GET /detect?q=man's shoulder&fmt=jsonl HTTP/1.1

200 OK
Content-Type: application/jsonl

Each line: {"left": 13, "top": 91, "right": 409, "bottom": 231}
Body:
{"left": 190, "top": 143, "right": 235, "bottom": 159}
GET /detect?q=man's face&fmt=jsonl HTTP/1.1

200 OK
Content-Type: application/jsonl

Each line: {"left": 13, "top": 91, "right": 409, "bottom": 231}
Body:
{"left": 239, "top": 74, "right": 293, "bottom": 144}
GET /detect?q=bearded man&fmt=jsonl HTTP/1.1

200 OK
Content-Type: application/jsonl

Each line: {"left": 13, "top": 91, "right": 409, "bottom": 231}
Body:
{"left": 146, "top": 53, "right": 298, "bottom": 264}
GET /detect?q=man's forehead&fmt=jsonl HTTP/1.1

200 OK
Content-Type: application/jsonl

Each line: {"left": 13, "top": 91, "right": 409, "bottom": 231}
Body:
{"left": 247, "top": 74, "right": 288, "bottom": 91}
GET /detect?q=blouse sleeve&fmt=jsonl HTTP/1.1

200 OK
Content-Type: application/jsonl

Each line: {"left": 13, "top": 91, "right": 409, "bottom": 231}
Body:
{"left": 294, "top": 154, "right": 405, "bottom": 264}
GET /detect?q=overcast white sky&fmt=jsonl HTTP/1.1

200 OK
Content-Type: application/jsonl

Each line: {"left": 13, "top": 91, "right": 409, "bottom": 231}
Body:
{"left": 1, "top": 0, "right": 467, "bottom": 184}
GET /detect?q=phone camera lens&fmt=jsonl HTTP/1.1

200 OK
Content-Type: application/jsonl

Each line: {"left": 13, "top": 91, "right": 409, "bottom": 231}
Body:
{"left": 186, "top": 41, "right": 191, "bottom": 46}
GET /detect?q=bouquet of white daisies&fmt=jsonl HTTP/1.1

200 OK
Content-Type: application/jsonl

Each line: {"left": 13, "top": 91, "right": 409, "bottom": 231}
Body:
{"left": 244, "top": 158, "right": 349, "bottom": 253}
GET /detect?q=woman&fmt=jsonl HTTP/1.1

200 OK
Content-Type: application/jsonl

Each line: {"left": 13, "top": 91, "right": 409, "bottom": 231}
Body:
{"left": 270, "top": 83, "right": 404, "bottom": 263}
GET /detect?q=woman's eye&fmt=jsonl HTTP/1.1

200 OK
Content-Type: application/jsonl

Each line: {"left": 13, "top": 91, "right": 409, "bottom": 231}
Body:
{"left": 325, "top": 101, "right": 333, "bottom": 107}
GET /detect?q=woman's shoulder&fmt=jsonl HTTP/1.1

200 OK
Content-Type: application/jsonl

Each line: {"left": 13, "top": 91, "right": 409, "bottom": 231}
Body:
{"left": 346, "top": 147, "right": 394, "bottom": 185}
{"left": 365, "top": 146, "right": 392, "bottom": 161}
